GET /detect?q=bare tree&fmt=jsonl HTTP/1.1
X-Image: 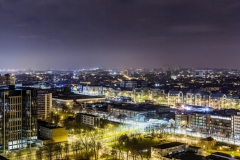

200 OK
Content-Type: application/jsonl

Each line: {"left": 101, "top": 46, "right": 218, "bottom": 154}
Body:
{"left": 54, "top": 143, "right": 63, "bottom": 159}
{"left": 15, "top": 151, "right": 22, "bottom": 160}
{"left": 36, "top": 147, "right": 44, "bottom": 160}
{"left": 90, "top": 139, "right": 102, "bottom": 160}
{"left": 71, "top": 142, "right": 78, "bottom": 155}
{"left": 111, "top": 149, "right": 117, "bottom": 159}
{"left": 80, "top": 137, "right": 91, "bottom": 159}
{"left": 25, "top": 151, "right": 32, "bottom": 160}
{"left": 45, "top": 144, "right": 54, "bottom": 160}
{"left": 63, "top": 142, "right": 70, "bottom": 157}
{"left": 6, "top": 152, "right": 14, "bottom": 160}
{"left": 75, "top": 140, "right": 82, "bottom": 155}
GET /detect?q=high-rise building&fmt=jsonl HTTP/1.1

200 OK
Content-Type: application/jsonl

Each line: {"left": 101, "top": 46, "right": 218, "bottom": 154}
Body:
{"left": 0, "top": 74, "right": 15, "bottom": 86}
{"left": 0, "top": 89, "right": 37, "bottom": 153}
{"left": 37, "top": 90, "right": 52, "bottom": 120}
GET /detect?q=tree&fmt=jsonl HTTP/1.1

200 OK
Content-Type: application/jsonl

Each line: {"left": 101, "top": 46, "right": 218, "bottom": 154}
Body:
{"left": 45, "top": 144, "right": 54, "bottom": 160}
{"left": 54, "top": 143, "right": 63, "bottom": 159}
{"left": 25, "top": 151, "right": 32, "bottom": 160}
{"left": 90, "top": 139, "right": 102, "bottom": 160}
{"left": 63, "top": 142, "right": 69, "bottom": 157}
{"left": 168, "top": 119, "right": 176, "bottom": 133}
{"left": 80, "top": 137, "right": 91, "bottom": 159}
{"left": 159, "top": 123, "right": 168, "bottom": 135}
{"left": 111, "top": 149, "right": 117, "bottom": 159}
{"left": 15, "top": 151, "right": 22, "bottom": 160}
{"left": 36, "top": 147, "right": 44, "bottom": 160}
{"left": 75, "top": 140, "right": 82, "bottom": 155}
{"left": 143, "top": 150, "right": 151, "bottom": 160}
{"left": 71, "top": 142, "right": 78, "bottom": 155}
{"left": 6, "top": 152, "right": 14, "bottom": 160}
{"left": 200, "top": 137, "right": 216, "bottom": 149}
{"left": 128, "top": 137, "right": 139, "bottom": 160}
{"left": 118, "top": 134, "right": 130, "bottom": 159}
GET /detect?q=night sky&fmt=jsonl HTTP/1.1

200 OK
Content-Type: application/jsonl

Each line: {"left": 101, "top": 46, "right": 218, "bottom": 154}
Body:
{"left": 0, "top": 0, "right": 240, "bottom": 70}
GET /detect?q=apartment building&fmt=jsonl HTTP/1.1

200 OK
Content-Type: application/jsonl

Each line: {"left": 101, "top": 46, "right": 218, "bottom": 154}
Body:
{"left": 37, "top": 90, "right": 52, "bottom": 120}
{"left": 232, "top": 113, "right": 240, "bottom": 139}
{"left": 186, "top": 89, "right": 199, "bottom": 105}
{"left": 195, "top": 91, "right": 209, "bottom": 106}
{"left": 209, "top": 92, "right": 225, "bottom": 109}
{"left": 168, "top": 90, "right": 183, "bottom": 106}
{"left": 75, "top": 113, "right": 100, "bottom": 127}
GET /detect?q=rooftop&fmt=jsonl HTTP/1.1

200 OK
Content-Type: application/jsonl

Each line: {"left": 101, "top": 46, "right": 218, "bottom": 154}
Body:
{"left": 38, "top": 120, "right": 63, "bottom": 129}
{"left": 165, "top": 151, "right": 205, "bottom": 160}
{"left": 207, "top": 152, "right": 240, "bottom": 160}
{"left": 76, "top": 113, "right": 99, "bottom": 117}
{"left": 52, "top": 93, "right": 104, "bottom": 100}
{"left": 152, "top": 142, "right": 185, "bottom": 149}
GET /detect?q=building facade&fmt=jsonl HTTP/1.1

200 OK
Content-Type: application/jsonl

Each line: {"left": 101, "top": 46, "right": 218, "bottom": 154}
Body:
{"left": 37, "top": 90, "right": 52, "bottom": 120}
{"left": 168, "top": 90, "right": 183, "bottom": 106}
{"left": 39, "top": 123, "right": 68, "bottom": 143}
{"left": 175, "top": 114, "right": 188, "bottom": 128}
{"left": 82, "top": 85, "right": 103, "bottom": 96}
{"left": 0, "top": 89, "right": 37, "bottom": 152}
{"left": 75, "top": 113, "right": 100, "bottom": 127}
{"left": 188, "top": 113, "right": 210, "bottom": 133}
{"left": 0, "top": 74, "right": 15, "bottom": 86}
{"left": 209, "top": 115, "right": 232, "bottom": 138}
{"left": 151, "top": 142, "right": 186, "bottom": 157}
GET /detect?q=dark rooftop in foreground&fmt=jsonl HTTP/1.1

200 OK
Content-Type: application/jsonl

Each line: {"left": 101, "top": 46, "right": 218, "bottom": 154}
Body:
{"left": 0, "top": 155, "right": 9, "bottom": 160}
{"left": 165, "top": 151, "right": 206, "bottom": 160}
{"left": 38, "top": 120, "right": 63, "bottom": 129}
{"left": 206, "top": 152, "right": 240, "bottom": 160}
{"left": 52, "top": 93, "right": 104, "bottom": 100}
{"left": 76, "top": 113, "right": 99, "bottom": 117}
{"left": 152, "top": 142, "right": 185, "bottom": 149}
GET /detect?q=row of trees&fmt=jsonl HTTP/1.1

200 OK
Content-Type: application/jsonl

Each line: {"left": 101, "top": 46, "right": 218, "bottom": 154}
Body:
{"left": 34, "top": 138, "right": 102, "bottom": 160}
{"left": 112, "top": 134, "right": 162, "bottom": 160}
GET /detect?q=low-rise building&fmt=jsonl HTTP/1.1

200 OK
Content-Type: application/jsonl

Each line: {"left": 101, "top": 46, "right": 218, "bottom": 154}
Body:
{"left": 82, "top": 85, "right": 104, "bottom": 96}
{"left": 52, "top": 94, "right": 105, "bottom": 110}
{"left": 155, "top": 105, "right": 171, "bottom": 113}
{"left": 120, "top": 80, "right": 147, "bottom": 89}
{"left": 39, "top": 122, "right": 68, "bottom": 143}
{"left": 76, "top": 113, "right": 100, "bottom": 127}
{"left": 187, "top": 146, "right": 203, "bottom": 154}
{"left": 151, "top": 142, "right": 186, "bottom": 157}
{"left": 110, "top": 105, "right": 155, "bottom": 121}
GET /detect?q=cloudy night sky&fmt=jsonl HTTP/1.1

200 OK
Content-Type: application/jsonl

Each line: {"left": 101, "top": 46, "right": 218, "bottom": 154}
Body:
{"left": 0, "top": 0, "right": 240, "bottom": 69}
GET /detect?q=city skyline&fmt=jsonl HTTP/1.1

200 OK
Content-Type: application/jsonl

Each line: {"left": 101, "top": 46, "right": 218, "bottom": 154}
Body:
{"left": 0, "top": 0, "right": 240, "bottom": 69}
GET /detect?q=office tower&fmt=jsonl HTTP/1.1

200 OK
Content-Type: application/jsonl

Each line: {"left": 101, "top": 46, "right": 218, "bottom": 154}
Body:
{"left": 37, "top": 90, "right": 52, "bottom": 120}
{"left": 0, "top": 74, "right": 15, "bottom": 86}
{"left": 0, "top": 89, "right": 37, "bottom": 153}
